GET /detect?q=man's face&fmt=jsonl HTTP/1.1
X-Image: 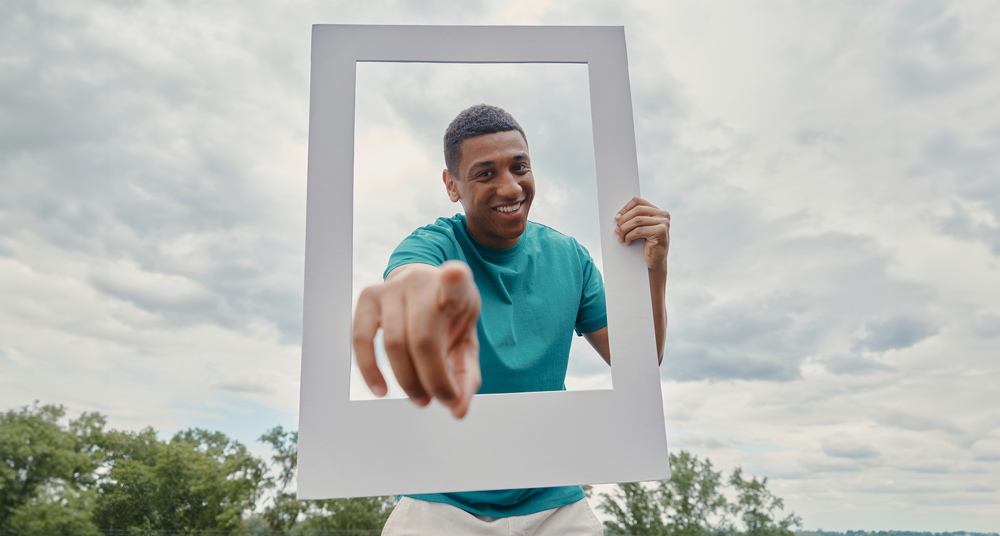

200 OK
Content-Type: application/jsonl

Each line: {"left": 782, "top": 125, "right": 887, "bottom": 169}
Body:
{"left": 443, "top": 130, "right": 535, "bottom": 249}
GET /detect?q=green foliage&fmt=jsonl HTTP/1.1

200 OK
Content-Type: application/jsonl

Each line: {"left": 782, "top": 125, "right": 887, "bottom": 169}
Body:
{"left": 800, "top": 532, "right": 1000, "bottom": 536}
{"left": 661, "top": 451, "right": 728, "bottom": 536}
{"left": 257, "top": 427, "right": 308, "bottom": 531}
{"left": 91, "top": 428, "right": 267, "bottom": 531}
{"left": 256, "top": 426, "right": 395, "bottom": 532}
{"left": 259, "top": 426, "right": 298, "bottom": 492}
{"left": 1, "top": 402, "right": 803, "bottom": 535}
{"left": 6, "top": 487, "right": 99, "bottom": 536}
{"left": 602, "top": 482, "right": 669, "bottom": 535}
{"left": 728, "top": 468, "right": 801, "bottom": 536}
{"left": 601, "top": 452, "right": 800, "bottom": 536}
{"left": 298, "top": 497, "right": 396, "bottom": 532}
{"left": 1, "top": 403, "right": 400, "bottom": 534}
{"left": 0, "top": 403, "right": 104, "bottom": 530}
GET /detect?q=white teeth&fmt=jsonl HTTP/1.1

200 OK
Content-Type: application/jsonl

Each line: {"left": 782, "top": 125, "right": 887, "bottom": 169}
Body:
{"left": 496, "top": 202, "right": 521, "bottom": 213}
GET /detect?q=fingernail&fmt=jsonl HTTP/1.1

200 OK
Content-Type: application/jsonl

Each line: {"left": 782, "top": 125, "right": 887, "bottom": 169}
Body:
{"left": 371, "top": 384, "right": 387, "bottom": 397}
{"left": 414, "top": 395, "right": 430, "bottom": 406}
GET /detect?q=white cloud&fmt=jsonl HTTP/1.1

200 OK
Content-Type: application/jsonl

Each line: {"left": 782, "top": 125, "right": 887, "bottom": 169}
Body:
{"left": 1, "top": 0, "right": 998, "bottom": 531}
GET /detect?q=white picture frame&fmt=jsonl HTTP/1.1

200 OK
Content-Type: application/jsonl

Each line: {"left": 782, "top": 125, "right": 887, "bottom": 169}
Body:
{"left": 298, "top": 24, "right": 669, "bottom": 499}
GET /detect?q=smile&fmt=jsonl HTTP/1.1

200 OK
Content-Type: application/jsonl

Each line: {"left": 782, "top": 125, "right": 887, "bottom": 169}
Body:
{"left": 494, "top": 202, "right": 522, "bottom": 213}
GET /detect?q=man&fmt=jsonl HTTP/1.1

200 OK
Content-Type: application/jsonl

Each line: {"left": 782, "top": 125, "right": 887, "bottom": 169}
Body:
{"left": 353, "top": 104, "right": 670, "bottom": 535}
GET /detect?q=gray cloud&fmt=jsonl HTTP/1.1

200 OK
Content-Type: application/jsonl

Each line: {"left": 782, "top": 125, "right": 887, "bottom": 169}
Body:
{"left": 211, "top": 381, "right": 275, "bottom": 395}
{"left": 851, "top": 316, "right": 939, "bottom": 353}
{"left": 822, "top": 355, "right": 895, "bottom": 376}
{"left": 917, "top": 132, "right": 1000, "bottom": 254}
{"left": 822, "top": 435, "right": 881, "bottom": 459}
{"left": 666, "top": 347, "right": 802, "bottom": 383}
{"left": 802, "top": 459, "right": 870, "bottom": 474}
{"left": 0, "top": 2, "right": 308, "bottom": 344}
{"left": 971, "top": 439, "right": 1000, "bottom": 462}
{"left": 662, "top": 227, "right": 937, "bottom": 381}
{"left": 970, "top": 314, "right": 1000, "bottom": 339}
{"left": 887, "top": 0, "right": 983, "bottom": 98}
{"left": 3, "top": 1, "right": 1000, "bottom": 527}
{"left": 795, "top": 129, "right": 844, "bottom": 148}
{"left": 876, "top": 411, "right": 963, "bottom": 435}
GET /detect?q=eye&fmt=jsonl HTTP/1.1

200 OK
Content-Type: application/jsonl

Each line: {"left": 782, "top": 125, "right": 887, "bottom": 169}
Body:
{"left": 513, "top": 163, "right": 529, "bottom": 172}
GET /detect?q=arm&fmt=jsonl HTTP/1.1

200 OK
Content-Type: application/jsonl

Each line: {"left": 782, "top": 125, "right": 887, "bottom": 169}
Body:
{"left": 648, "top": 266, "right": 667, "bottom": 364}
{"left": 587, "top": 197, "right": 669, "bottom": 365}
{"left": 583, "top": 327, "right": 611, "bottom": 366}
{"left": 583, "top": 270, "right": 666, "bottom": 366}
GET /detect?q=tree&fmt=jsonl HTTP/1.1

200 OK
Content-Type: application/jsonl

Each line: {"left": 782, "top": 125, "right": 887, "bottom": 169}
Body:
{"left": 257, "top": 426, "right": 396, "bottom": 532}
{"left": 92, "top": 427, "right": 267, "bottom": 531}
{"left": 602, "top": 452, "right": 727, "bottom": 536}
{"left": 258, "top": 426, "right": 307, "bottom": 531}
{"left": 0, "top": 403, "right": 104, "bottom": 532}
{"left": 6, "top": 487, "right": 99, "bottom": 536}
{"left": 2, "top": 404, "right": 397, "bottom": 533}
{"left": 728, "top": 468, "right": 802, "bottom": 536}
{"left": 600, "top": 452, "right": 800, "bottom": 536}
{"left": 602, "top": 482, "right": 670, "bottom": 535}
{"left": 660, "top": 451, "right": 728, "bottom": 536}
{"left": 298, "top": 497, "right": 396, "bottom": 533}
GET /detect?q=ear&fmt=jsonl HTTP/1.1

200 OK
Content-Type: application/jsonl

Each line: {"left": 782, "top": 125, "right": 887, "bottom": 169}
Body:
{"left": 443, "top": 169, "right": 461, "bottom": 203}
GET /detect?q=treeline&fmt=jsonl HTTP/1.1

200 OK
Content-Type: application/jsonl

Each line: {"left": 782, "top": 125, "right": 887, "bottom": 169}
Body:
{"left": 800, "top": 533, "right": 1000, "bottom": 536}
{"left": 0, "top": 404, "right": 391, "bottom": 535}
{"left": 1, "top": 403, "right": 804, "bottom": 535}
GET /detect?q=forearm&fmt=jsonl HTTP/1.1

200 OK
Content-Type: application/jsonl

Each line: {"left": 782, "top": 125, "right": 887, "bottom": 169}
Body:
{"left": 648, "top": 267, "right": 667, "bottom": 365}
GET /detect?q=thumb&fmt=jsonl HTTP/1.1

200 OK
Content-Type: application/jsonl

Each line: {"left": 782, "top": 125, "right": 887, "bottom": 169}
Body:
{"left": 437, "top": 261, "right": 477, "bottom": 314}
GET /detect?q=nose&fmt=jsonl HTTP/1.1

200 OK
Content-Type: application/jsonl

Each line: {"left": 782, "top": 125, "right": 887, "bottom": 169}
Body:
{"left": 496, "top": 170, "right": 523, "bottom": 198}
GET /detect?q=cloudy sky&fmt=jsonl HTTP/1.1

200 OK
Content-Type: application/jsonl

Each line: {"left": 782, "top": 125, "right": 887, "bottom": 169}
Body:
{"left": 2, "top": 0, "right": 998, "bottom": 531}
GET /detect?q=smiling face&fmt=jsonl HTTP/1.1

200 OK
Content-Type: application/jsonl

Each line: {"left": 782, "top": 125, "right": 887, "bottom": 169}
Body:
{"left": 443, "top": 130, "right": 535, "bottom": 249}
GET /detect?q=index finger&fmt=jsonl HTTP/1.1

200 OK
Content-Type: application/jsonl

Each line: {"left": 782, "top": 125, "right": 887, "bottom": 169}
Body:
{"left": 438, "top": 261, "right": 478, "bottom": 315}
{"left": 406, "top": 286, "right": 461, "bottom": 407}
{"left": 616, "top": 196, "right": 651, "bottom": 220}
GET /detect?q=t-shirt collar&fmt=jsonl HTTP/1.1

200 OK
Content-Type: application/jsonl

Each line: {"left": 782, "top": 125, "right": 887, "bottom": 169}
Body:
{"left": 459, "top": 214, "right": 526, "bottom": 260}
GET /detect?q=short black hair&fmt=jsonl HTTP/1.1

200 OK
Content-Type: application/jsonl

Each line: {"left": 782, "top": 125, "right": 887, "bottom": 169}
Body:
{"left": 444, "top": 104, "right": 527, "bottom": 176}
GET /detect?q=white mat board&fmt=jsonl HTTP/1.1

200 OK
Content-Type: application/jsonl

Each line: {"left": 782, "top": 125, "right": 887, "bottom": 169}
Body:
{"left": 298, "top": 24, "right": 669, "bottom": 499}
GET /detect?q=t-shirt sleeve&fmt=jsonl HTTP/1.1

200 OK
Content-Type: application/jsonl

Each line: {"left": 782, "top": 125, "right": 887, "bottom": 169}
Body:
{"left": 383, "top": 225, "right": 454, "bottom": 280}
{"left": 574, "top": 246, "right": 608, "bottom": 336}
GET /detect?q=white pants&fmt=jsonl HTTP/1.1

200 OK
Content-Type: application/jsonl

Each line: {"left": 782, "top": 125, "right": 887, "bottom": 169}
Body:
{"left": 381, "top": 497, "right": 604, "bottom": 536}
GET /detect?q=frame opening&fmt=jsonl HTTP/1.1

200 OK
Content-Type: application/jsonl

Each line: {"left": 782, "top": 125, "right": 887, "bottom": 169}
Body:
{"left": 349, "top": 61, "right": 612, "bottom": 401}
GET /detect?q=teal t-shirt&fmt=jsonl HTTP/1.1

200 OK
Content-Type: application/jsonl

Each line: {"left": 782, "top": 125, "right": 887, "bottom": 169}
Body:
{"left": 384, "top": 214, "right": 608, "bottom": 517}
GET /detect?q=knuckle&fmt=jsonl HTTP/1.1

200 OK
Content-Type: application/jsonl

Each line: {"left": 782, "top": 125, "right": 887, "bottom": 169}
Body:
{"left": 452, "top": 261, "right": 473, "bottom": 277}
{"left": 383, "top": 336, "right": 406, "bottom": 355}
{"left": 412, "top": 334, "right": 437, "bottom": 356}
{"left": 398, "top": 378, "right": 423, "bottom": 395}
{"left": 358, "top": 285, "right": 378, "bottom": 302}
{"left": 434, "top": 386, "right": 456, "bottom": 402}
{"left": 352, "top": 331, "right": 369, "bottom": 345}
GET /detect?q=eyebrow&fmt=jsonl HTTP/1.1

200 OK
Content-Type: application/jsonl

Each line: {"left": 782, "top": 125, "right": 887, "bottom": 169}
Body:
{"left": 469, "top": 154, "right": 528, "bottom": 169}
